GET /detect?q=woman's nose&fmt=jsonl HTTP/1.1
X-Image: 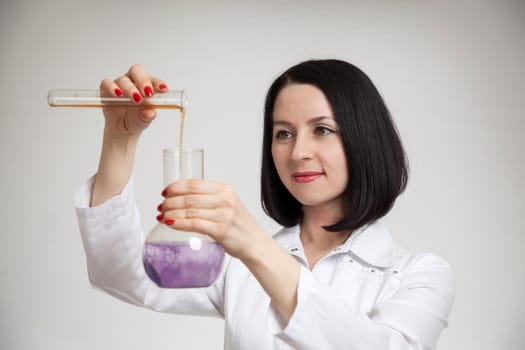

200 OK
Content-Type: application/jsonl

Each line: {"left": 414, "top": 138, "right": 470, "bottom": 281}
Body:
{"left": 291, "top": 134, "right": 314, "bottom": 161}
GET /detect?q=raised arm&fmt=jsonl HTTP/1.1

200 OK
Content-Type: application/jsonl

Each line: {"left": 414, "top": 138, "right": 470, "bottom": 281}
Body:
{"left": 91, "top": 64, "right": 168, "bottom": 206}
{"left": 76, "top": 65, "right": 226, "bottom": 318}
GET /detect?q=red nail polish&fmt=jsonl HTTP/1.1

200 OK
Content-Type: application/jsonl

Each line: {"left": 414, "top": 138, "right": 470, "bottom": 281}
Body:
{"left": 114, "top": 88, "right": 123, "bottom": 97}
{"left": 159, "top": 83, "right": 168, "bottom": 90}
{"left": 156, "top": 213, "right": 164, "bottom": 221}
{"left": 133, "top": 92, "right": 142, "bottom": 103}
{"left": 164, "top": 219, "right": 174, "bottom": 225}
{"left": 157, "top": 204, "right": 163, "bottom": 212}
{"left": 144, "top": 86, "right": 153, "bottom": 97}
{"left": 161, "top": 189, "right": 168, "bottom": 197}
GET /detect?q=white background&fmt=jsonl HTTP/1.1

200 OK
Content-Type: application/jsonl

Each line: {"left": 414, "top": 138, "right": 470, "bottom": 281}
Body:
{"left": 1, "top": 0, "right": 524, "bottom": 349}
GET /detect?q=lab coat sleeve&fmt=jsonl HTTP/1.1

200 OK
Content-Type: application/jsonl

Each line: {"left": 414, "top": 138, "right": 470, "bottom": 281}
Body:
{"left": 74, "top": 175, "right": 226, "bottom": 318}
{"left": 271, "top": 255, "right": 454, "bottom": 349}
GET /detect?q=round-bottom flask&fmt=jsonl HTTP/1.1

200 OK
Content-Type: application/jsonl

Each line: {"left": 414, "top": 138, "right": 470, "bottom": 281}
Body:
{"left": 142, "top": 149, "right": 225, "bottom": 288}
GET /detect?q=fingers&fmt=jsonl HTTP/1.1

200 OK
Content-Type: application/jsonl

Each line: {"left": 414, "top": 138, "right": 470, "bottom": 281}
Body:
{"left": 99, "top": 78, "right": 123, "bottom": 97}
{"left": 126, "top": 64, "right": 169, "bottom": 98}
{"left": 164, "top": 207, "right": 233, "bottom": 224}
{"left": 139, "top": 108, "right": 157, "bottom": 122}
{"left": 163, "top": 179, "right": 229, "bottom": 197}
{"left": 160, "top": 180, "right": 234, "bottom": 212}
{"left": 165, "top": 216, "right": 224, "bottom": 241}
{"left": 151, "top": 77, "right": 169, "bottom": 92}
{"left": 162, "top": 193, "right": 228, "bottom": 212}
{"left": 113, "top": 75, "right": 143, "bottom": 103}
{"left": 159, "top": 207, "right": 236, "bottom": 242}
{"left": 126, "top": 64, "right": 154, "bottom": 98}
{"left": 156, "top": 197, "right": 232, "bottom": 238}
{"left": 99, "top": 64, "right": 170, "bottom": 105}
{"left": 157, "top": 180, "right": 239, "bottom": 236}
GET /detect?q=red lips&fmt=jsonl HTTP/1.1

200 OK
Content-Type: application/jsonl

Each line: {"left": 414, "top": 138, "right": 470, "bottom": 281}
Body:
{"left": 293, "top": 171, "right": 323, "bottom": 183}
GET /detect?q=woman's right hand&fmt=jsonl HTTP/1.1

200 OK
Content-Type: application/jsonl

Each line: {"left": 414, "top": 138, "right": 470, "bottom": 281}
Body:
{"left": 91, "top": 64, "right": 169, "bottom": 207}
{"left": 99, "top": 64, "right": 169, "bottom": 137}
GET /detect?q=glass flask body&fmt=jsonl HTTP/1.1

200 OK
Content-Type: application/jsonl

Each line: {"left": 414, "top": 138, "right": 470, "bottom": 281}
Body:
{"left": 143, "top": 149, "right": 225, "bottom": 288}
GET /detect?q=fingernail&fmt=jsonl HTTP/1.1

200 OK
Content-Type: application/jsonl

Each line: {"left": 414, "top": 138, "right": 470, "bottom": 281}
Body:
{"left": 161, "top": 189, "right": 168, "bottom": 197}
{"left": 133, "top": 92, "right": 142, "bottom": 103}
{"left": 157, "top": 203, "right": 163, "bottom": 212}
{"left": 144, "top": 86, "right": 153, "bottom": 97}
{"left": 164, "top": 219, "right": 175, "bottom": 225}
{"left": 114, "top": 88, "right": 123, "bottom": 97}
{"left": 159, "top": 83, "right": 168, "bottom": 90}
{"left": 156, "top": 213, "right": 164, "bottom": 221}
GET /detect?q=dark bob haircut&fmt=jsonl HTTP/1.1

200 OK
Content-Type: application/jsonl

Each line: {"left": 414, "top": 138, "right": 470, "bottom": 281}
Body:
{"left": 261, "top": 59, "right": 408, "bottom": 232}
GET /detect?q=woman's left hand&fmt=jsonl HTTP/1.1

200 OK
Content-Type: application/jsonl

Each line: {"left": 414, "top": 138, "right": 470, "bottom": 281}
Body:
{"left": 159, "top": 179, "right": 301, "bottom": 321}
{"left": 158, "top": 179, "right": 266, "bottom": 259}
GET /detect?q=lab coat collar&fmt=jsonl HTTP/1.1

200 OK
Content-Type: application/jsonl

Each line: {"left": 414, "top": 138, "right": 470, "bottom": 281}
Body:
{"left": 275, "top": 220, "right": 395, "bottom": 268}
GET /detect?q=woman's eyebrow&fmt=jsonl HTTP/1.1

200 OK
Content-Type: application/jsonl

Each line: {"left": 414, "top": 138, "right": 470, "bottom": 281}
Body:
{"left": 307, "top": 116, "right": 334, "bottom": 124}
{"left": 272, "top": 120, "right": 291, "bottom": 126}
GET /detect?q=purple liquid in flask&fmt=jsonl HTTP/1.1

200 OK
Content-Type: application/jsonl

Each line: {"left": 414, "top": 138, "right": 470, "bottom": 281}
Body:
{"left": 143, "top": 149, "right": 225, "bottom": 288}
{"left": 143, "top": 240, "right": 225, "bottom": 288}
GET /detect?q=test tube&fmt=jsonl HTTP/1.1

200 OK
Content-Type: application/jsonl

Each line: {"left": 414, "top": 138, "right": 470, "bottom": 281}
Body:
{"left": 48, "top": 89, "right": 188, "bottom": 110}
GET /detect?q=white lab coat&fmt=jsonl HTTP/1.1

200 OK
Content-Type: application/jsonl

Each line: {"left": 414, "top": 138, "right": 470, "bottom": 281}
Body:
{"left": 75, "top": 175, "right": 454, "bottom": 349}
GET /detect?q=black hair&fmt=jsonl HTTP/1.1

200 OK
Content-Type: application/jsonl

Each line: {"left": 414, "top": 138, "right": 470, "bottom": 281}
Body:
{"left": 261, "top": 59, "right": 408, "bottom": 232}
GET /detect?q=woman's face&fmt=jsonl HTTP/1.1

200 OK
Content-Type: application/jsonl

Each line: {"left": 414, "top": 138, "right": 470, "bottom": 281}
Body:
{"left": 271, "top": 83, "right": 349, "bottom": 212}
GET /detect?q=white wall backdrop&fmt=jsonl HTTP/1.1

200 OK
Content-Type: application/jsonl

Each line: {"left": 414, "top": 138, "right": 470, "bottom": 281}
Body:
{"left": 1, "top": 0, "right": 524, "bottom": 349}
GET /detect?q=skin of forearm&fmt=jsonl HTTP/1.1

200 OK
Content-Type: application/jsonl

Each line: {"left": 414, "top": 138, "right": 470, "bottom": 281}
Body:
{"left": 241, "top": 231, "right": 301, "bottom": 322}
{"left": 90, "top": 132, "right": 140, "bottom": 207}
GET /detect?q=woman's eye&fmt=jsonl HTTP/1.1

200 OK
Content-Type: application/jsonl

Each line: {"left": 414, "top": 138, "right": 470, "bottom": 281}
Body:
{"left": 275, "top": 130, "right": 293, "bottom": 140}
{"left": 314, "top": 126, "right": 334, "bottom": 136}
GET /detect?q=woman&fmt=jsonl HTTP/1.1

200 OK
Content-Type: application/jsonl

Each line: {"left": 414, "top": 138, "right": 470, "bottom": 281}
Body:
{"left": 75, "top": 60, "right": 454, "bottom": 349}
